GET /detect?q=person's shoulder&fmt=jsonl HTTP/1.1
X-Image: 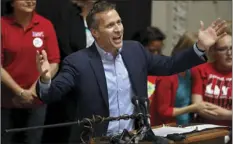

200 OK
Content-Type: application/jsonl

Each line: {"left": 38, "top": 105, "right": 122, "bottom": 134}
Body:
{"left": 191, "top": 62, "right": 212, "bottom": 77}
{"left": 64, "top": 48, "right": 89, "bottom": 62}
{"left": 123, "top": 40, "right": 142, "bottom": 47}
{"left": 122, "top": 40, "right": 144, "bottom": 53}
{"left": 34, "top": 13, "right": 53, "bottom": 26}
{"left": 1, "top": 16, "right": 14, "bottom": 32}
{"left": 1, "top": 15, "right": 12, "bottom": 25}
{"left": 194, "top": 62, "right": 211, "bottom": 71}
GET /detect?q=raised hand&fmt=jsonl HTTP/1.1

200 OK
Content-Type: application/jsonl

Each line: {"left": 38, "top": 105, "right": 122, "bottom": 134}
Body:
{"left": 197, "top": 18, "right": 227, "bottom": 51}
{"left": 36, "top": 50, "right": 51, "bottom": 83}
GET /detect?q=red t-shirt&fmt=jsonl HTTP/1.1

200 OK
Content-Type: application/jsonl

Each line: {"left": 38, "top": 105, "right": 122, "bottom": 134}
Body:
{"left": 1, "top": 13, "right": 60, "bottom": 108}
{"left": 192, "top": 63, "right": 232, "bottom": 126}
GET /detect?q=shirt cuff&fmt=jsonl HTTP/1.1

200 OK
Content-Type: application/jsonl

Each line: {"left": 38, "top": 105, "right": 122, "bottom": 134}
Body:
{"left": 193, "top": 43, "right": 205, "bottom": 57}
{"left": 39, "top": 78, "right": 51, "bottom": 89}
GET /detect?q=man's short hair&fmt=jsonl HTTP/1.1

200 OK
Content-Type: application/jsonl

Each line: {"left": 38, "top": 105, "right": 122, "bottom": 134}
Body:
{"left": 86, "top": 0, "right": 116, "bottom": 29}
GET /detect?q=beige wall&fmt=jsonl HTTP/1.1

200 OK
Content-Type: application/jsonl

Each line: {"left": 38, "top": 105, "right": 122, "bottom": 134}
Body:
{"left": 151, "top": 1, "right": 232, "bottom": 56}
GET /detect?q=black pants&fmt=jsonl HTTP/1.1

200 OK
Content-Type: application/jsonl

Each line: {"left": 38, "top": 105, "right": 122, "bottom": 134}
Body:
{"left": 1, "top": 106, "right": 46, "bottom": 144}
{"left": 42, "top": 97, "right": 78, "bottom": 144}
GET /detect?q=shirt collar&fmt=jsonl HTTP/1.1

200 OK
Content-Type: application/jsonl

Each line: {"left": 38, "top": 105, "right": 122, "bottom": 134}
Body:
{"left": 8, "top": 11, "right": 39, "bottom": 25}
{"left": 95, "top": 42, "right": 122, "bottom": 61}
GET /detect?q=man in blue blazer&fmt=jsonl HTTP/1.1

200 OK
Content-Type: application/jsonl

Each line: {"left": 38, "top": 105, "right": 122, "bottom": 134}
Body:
{"left": 35, "top": 0, "right": 227, "bottom": 140}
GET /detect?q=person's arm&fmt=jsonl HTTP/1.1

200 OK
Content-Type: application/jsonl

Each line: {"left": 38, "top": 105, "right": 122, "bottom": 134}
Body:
{"left": 0, "top": 32, "right": 22, "bottom": 95}
{"left": 153, "top": 76, "right": 175, "bottom": 119}
{"left": 145, "top": 19, "right": 227, "bottom": 76}
{"left": 45, "top": 19, "right": 60, "bottom": 77}
{"left": 1, "top": 68, "right": 35, "bottom": 106}
{"left": 154, "top": 76, "right": 203, "bottom": 118}
{"left": 30, "top": 63, "right": 58, "bottom": 96}
{"left": 192, "top": 94, "right": 231, "bottom": 120}
{"left": 45, "top": 20, "right": 60, "bottom": 66}
{"left": 36, "top": 51, "right": 76, "bottom": 103}
{"left": 1, "top": 68, "right": 23, "bottom": 96}
{"left": 206, "top": 103, "right": 232, "bottom": 120}
{"left": 194, "top": 95, "right": 232, "bottom": 120}
{"left": 30, "top": 20, "right": 60, "bottom": 95}
{"left": 49, "top": 63, "right": 59, "bottom": 77}
{"left": 145, "top": 44, "right": 205, "bottom": 76}
{"left": 1, "top": 32, "right": 34, "bottom": 100}
{"left": 172, "top": 104, "right": 197, "bottom": 117}
{"left": 191, "top": 67, "right": 219, "bottom": 119}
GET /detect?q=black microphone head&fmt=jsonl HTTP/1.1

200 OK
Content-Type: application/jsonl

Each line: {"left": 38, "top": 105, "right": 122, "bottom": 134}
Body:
{"left": 131, "top": 96, "right": 143, "bottom": 116}
{"left": 138, "top": 97, "right": 149, "bottom": 103}
{"left": 131, "top": 96, "right": 140, "bottom": 106}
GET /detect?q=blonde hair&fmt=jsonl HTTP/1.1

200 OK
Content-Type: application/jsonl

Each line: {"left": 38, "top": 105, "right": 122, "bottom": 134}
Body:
{"left": 208, "top": 21, "right": 232, "bottom": 62}
{"left": 226, "top": 20, "right": 232, "bottom": 35}
{"left": 171, "top": 32, "right": 198, "bottom": 56}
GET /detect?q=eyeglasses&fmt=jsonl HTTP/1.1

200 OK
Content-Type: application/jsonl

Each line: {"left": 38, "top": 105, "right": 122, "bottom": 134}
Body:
{"left": 215, "top": 46, "right": 232, "bottom": 53}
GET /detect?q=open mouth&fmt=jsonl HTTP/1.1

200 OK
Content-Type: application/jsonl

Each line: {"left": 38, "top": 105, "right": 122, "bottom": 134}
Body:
{"left": 113, "top": 36, "right": 122, "bottom": 44}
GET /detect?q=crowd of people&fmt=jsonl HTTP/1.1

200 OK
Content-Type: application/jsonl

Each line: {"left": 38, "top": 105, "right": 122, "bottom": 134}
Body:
{"left": 1, "top": 0, "right": 231, "bottom": 144}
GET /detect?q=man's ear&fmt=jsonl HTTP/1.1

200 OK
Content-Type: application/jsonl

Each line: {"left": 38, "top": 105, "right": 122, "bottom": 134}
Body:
{"left": 91, "top": 28, "right": 99, "bottom": 39}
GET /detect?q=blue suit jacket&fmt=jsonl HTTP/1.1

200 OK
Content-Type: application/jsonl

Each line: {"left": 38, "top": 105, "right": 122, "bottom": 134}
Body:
{"left": 37, "top": 40, "right": 205, "bottom": 136}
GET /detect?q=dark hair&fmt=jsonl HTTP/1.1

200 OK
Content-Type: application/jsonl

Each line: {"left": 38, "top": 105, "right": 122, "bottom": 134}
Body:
{"left": 86, "top": 0, "right": 116, "bottom": 29}
{"left": 132, "top": 26, "right": 166, "bottom": 46}
{"left": 2, "top": 0, "right": 13, "bottom": 16}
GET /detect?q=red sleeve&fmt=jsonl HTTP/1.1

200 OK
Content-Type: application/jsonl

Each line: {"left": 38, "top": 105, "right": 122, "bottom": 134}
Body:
{"left": 150, "top": 76, "right": 174, "bottom": 125}
{"left": 191, "top": 67, "right": 203, "bottom": 95}
{"left": 45, "top": 20, "right": 60, "bottom": 64}
{"left": 150, "top": 91, "right": 156, "bottom": 126}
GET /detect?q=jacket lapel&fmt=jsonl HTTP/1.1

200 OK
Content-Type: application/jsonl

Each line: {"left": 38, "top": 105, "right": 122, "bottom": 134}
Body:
{"left": 121, "top": 45, "right": 139, "bottom": 96}
{"left": 88, "top": 44, "right": 109, "bottom": 109}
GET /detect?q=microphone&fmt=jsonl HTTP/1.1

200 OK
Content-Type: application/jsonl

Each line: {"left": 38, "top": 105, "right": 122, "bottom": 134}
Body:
{"left": 136, "top": 97, "right": 169, "bottom": 144}
{"left": 131, "top": 96, "right": 144, "bottom": 121}
{"left": 132, "top": 96, "right": 148, "bottom": 141}
{"left": 138, "top": 97, "right": 151, "bottom": 126}
{"left": 131, "top": 96, "right": 140, "bottom": 113}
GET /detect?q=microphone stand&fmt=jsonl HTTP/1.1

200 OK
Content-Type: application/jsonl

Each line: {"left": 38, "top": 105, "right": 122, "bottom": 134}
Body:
{"left": 138, "top": 97, "right": 169, "bottom": 144}
{"left": 4, "top": 114, "right": 143, "bottom": 144}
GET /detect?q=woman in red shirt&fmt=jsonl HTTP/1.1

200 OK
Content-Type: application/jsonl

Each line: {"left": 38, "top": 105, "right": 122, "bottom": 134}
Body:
{"left": 150, "top": 32, "right": 213, "bottom": 126}
{"left": 1, "top": 0, "right": 60, "bottom": 143}
{"left": 192, "top": 31, "right": 232, "bottom": 127}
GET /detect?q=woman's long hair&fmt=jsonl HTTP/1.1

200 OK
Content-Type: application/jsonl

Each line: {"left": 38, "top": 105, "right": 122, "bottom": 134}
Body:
{"left": 171, "top": 32, "right": 198, "bottom": 56}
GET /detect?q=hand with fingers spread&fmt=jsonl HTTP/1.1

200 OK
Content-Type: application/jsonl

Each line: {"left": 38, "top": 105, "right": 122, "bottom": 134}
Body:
{"left": 197, "top": 18, "right": 228, "bottom": 51}
{"left": 36, "top": 50, "right": 51, "bottom": 83}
